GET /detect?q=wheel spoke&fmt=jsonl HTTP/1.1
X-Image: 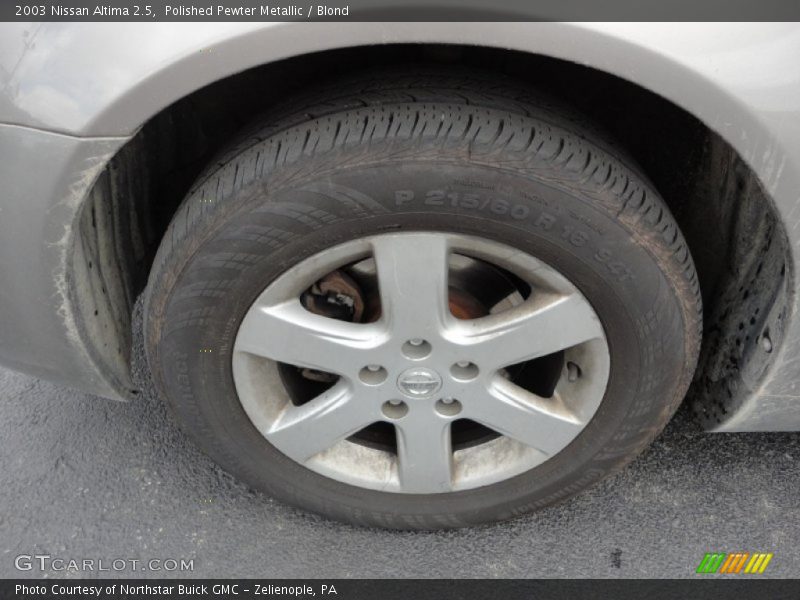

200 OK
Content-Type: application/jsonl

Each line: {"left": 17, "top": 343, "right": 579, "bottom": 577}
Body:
{"left": 371, "top": 233, "right": 451, "bottom": 336}
{"left": 466, "top": 376, "right": 585, "bottom": 455}
{"left": 455, "top": 292, "right": 604, "bottom": 370}
{"left": 234, "top": 298, "right": 383, "bottom": 374}
{"left": 394, "top": 411, "right": 454, "bottom": 493}
{"left": 265, "top": 380, "right": 377, "bottom": 462}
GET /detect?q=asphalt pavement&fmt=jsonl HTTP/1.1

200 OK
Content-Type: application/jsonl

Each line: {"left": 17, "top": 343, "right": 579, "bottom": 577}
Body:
{"left": 1, "top": 303, "right": 798, "bottom": 579}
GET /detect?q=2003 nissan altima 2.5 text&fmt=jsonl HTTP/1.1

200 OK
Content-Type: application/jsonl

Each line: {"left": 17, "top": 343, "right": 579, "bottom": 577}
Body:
{"left": 1, "top": 23, "right": 799, "bottom": 528}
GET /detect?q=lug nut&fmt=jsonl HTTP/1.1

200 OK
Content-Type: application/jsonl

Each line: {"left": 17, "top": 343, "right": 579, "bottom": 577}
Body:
{"left": 436, "top": 398, "right": 462, "bottom": 416}
{"left": 359, "top": 365, "right": 388, "bottom": 385}
{"left": 450, "top": 361, "right": 479, "bottom": 381}
{"left": 382, "top": 401, "right": 408, "bottom": 419}
{"left": 401, "top": 339, "right": 432, "bottom": 360}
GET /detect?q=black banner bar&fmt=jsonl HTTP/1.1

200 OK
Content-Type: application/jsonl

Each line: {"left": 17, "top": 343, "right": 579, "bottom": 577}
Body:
{"left": 3, "top": 579, "right": 800, "bottom": 600}
{"left": 4, "top": 0, "right": 800, "bottom": 22}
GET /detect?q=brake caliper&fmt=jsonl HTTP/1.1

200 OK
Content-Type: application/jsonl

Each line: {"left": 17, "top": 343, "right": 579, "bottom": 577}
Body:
{"left": 299, "top": 270, "right": 366, "bottom": 382}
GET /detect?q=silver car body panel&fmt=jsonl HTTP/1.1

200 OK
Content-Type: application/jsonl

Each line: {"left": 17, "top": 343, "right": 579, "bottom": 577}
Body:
{"left": 0, "top": 22, "right": 799, "bottom": 430}
{"left": 0, "top": 125, "right": 128, "bottom": 397}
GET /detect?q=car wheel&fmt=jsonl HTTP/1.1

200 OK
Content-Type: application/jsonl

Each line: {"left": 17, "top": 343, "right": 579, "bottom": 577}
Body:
{"left": 144, "top": 71, "right": 702, "bottom": 529}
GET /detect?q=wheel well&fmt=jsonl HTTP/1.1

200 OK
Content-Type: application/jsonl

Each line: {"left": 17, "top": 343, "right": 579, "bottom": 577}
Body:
{"left": 72, "top": 44, "right": 791, "bottom": 428}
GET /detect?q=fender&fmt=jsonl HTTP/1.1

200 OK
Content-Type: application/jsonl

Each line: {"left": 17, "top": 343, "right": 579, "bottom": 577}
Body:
{"left": 1, "top": 22, "right": 799, "bottom": 429}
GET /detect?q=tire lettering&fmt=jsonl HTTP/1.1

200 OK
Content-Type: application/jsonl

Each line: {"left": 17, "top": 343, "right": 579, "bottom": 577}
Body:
{"left": 424, "top": 190, "right": 446, "bottom": 206}
{"left": 534, "top": 213, "right": 556, "bottom": 231}
{"left": 391, "top": 189, "right": 634, "bottom": 282}
{"left": 510, "top": 204, "right": 530, "bottom": 220}
{"left": 394, "top": 190, "right": 414, "bottom": 205}
{"left": 561, "top": 225, "right": 588, "bottom": 247}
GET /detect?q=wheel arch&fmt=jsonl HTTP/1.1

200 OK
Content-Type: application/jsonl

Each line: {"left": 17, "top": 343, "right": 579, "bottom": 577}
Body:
{"left": 62, "top": 29, "right": 796, "bottom": 430}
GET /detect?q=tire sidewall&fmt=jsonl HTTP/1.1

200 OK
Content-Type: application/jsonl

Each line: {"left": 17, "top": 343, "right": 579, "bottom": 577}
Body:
{"left": 148, "top": 155, "right": 688, "bottom": 528}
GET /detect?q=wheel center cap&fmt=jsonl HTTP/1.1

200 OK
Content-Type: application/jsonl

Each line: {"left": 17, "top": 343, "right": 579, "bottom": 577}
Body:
{"left": 397, "top": 367, "right": 442, "bottom": 399}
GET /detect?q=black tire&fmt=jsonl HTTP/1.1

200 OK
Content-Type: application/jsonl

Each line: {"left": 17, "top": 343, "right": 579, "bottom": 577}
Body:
{"left": 144, "top": 69, "right": 702, "bottom": 529}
